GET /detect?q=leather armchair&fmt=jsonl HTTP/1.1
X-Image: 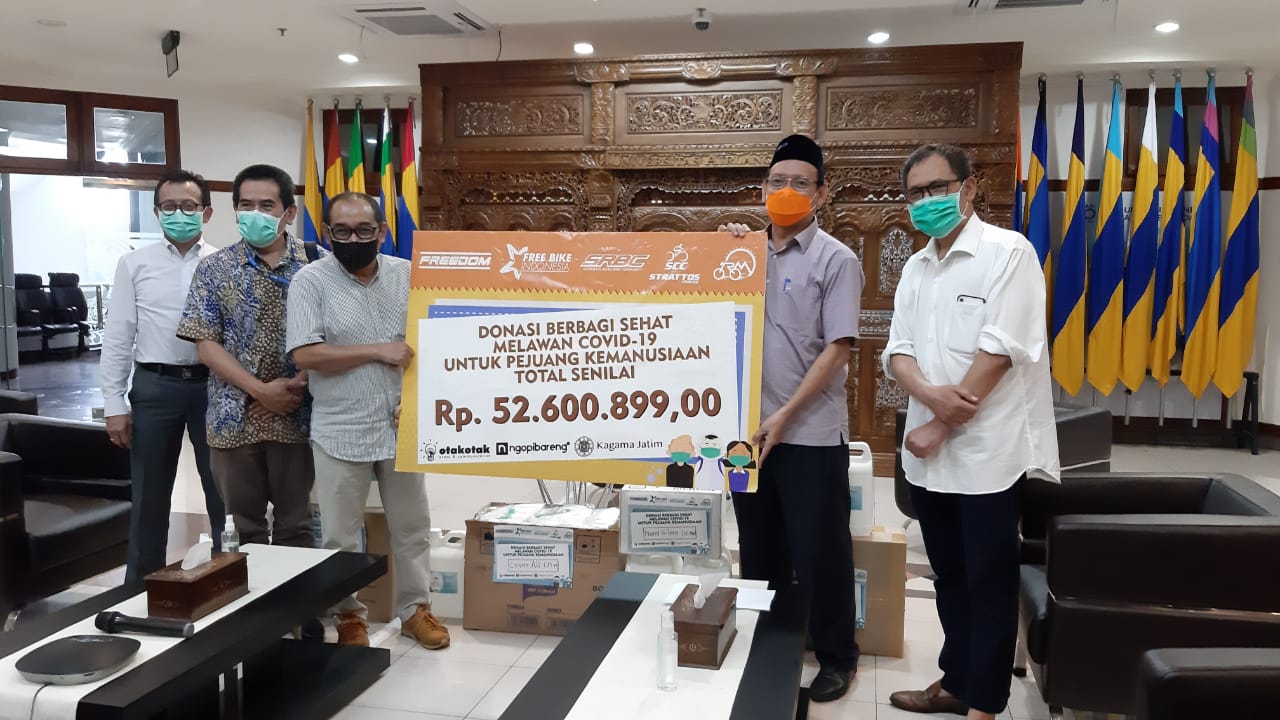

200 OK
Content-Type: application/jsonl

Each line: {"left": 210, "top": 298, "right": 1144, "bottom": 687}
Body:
{"left": 1018, "top": 473, "right": 1280, "bottom": 716}
{"left": 47, "top": 272, "right": 91, "bottom": 352}
{"left": 14, "top": 273, "right": 80, "bottom": 358}
{"left": 893, "top": 404, "right": 1113, "bottom": 521}
{"left": 0, "top": 413, "right": 132, "bottom": 623}
{"left": 1137, "top": 648, "right": 1280, "bottom": 720}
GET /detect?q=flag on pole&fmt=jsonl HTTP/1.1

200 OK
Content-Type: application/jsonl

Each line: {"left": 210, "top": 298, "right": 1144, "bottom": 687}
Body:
{"left": 323, "top": 101, "right": 345, "bottom": 209}
{"left": 1086, "top": 78, "right": 1126, "bottom": 395}
{"left": 396, "top": 100, "right": 420, "bottom": 260}
{"left": 1214, "top": 71, "right": 1260, "bottom": 396}
{"left": 1025, "top": 76, "right": 1052, "bottom": 284}
{"left": 301, "top": 100, "right": 323, "bottom": 248}
{"left": 378, "top": 103, "right": 398, "bottom": 256}
{"left": 348, "top": 100, "right": 366, "bottom": 194}
{"left": 1051, "top": 76, "right": 1088, "bottom": 396}
{"left": 1119, "top": 77, "right": 1160, "bottom": 392}
{"left": 1013, "top": 107, "right": 1024, "bottom": 235}
{"left": 1182, "top": 72, "right": 1223, "bottom": 399}
{"left": 1150, "top": 74, "right": 1187, "bottom": 386}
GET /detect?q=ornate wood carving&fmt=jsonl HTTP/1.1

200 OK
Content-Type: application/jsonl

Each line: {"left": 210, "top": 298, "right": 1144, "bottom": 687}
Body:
{"left": 421, "top": 43, "right": 1021, "bottom": 468}
{"left": 456, "top": 96, "right": 584, "bottom": 137}
{"left": 626, "top": 91, "right": 783, "bottom": 134}
{"left": 591, "top": 83, "right": 615, "bottom": 145}
{"left": 828, "top": 86, "right": 979, "bottom": 131}
{"left": 792, "top": 76, "right": 817, "bottom": 137}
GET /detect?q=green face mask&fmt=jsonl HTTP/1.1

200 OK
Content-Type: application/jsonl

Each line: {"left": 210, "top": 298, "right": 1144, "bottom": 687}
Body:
{"left": 700, "top": 447, "right": 722, "bottom": 459}
{"left": 237, "top": 210, "right": 284, "bottom": 248}
{"left": 158, "top": 210, "right": 203, "bottom": 242}
{"left": 728, "top": 455, "right": 751, "bottom": 467}
{"left": 908, "top": 191, "right": 965, "bottom": 238}
{"left": 670, "top": 451, "right": 692, "bottom": 464}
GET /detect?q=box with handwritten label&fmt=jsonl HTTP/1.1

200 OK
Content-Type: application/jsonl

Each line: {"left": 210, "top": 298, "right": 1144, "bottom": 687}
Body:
{"left": 464, "top": 503, "right": 623, "bottom": 635}
{"left": 618, "top": 487, "right": 722, "bottom": 557}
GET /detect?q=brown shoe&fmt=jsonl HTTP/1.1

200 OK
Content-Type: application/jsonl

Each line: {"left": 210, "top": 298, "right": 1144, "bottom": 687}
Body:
{"left": 889, "top": 680, "right": 969, "bottom": 715}
{"left": 403, "top": 605, "right": 450, "bottom": 650}
{"left": 336, "top": 614, "right": 369, "bottom": 647}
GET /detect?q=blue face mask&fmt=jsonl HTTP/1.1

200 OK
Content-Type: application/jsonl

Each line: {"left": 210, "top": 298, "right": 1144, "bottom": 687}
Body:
{"left": 908, "top": 191, "right": 966, "bottom": 239}
{"left": 237, "top": 210, "right": 284, "bottom": 248}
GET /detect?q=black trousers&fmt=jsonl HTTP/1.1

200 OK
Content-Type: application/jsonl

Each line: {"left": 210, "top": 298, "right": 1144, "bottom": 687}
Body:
{"left": 910, "top": 479, "right": 1024, "bottom": 715}
{"left": 733, "top": 443, "right": 859, "bottom": 671}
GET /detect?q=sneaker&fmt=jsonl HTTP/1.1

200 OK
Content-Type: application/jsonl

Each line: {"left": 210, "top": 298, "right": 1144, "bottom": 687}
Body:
{"left": 402, "top": 605, "right": 450, "bottom": 650}
{"left": 336, "top": 613, "right": 369, "bottom": 647}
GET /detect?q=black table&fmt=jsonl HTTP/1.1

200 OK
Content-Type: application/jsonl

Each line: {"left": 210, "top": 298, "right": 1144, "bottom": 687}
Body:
{"left": 500, "top": 572, "right": 810, "bottom": 720}
{"left": 0, "top": 550, "right": 389, "bottom": 720}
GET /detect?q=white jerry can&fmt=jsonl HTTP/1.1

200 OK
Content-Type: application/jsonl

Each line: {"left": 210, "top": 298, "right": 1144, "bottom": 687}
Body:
{"left": 848, "top": 441, "right": 876, "bottom": 537}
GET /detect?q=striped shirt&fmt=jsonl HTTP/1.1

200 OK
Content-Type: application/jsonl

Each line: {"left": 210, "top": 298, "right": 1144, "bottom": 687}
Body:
{"left": 285, "top": 254, "right": 410, "bottom": 463}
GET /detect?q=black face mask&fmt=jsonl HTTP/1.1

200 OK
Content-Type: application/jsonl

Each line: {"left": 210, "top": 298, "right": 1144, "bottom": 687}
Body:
{"left": 331, "top": 239, "right": 379, "bottom": 273}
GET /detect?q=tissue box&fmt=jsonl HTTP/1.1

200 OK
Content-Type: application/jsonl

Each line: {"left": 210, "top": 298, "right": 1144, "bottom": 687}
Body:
{"left": 672, "top": 584, "right": 738, "bottom": 669}
{"left": 145, "top": 552, "right": 249, "bottom": 621}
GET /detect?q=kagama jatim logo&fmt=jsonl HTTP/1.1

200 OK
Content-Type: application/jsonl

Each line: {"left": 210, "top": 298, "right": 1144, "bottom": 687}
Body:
{"left": 714, "top": 248, "right": 758, "bottom": 281}
{"left": 575, "top": 436, "right": 596, "bottom": 457}
{"left": 500, "top": 244, "right": 572, "bottom": 280}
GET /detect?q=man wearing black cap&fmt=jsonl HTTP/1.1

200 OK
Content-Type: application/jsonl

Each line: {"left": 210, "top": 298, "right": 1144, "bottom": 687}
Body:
{"left": 722, "top": 134, "right": 864, "bottom": 702}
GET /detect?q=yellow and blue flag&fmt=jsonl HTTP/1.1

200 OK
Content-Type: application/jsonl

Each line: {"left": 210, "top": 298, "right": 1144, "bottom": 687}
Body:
{"left": 302, "top": 100, "right": 323, "bottom": 248}
{"left": 348, "top": 100, "right": 366, "bottom": 194}
{"left": 1026, "top": 76, "right": 1052, "bottom": 285}
{"left": 1051, "top": 76, "right": 1087, "bottom": 396}
{"left": 1214, "top": 72, "right": 1260, "bottom": 396}
{"left": 1119, "top": 78, "right": 1159, "bottom": 392}
{"left": 1182, "top": 72, "right": 1222, "bottom": 399}
{"left": 1150, "top": 75, "right": 1186, "bottom": 386}
{"left": 1086, "top": 78, "right": 1125, "bottom": 395}
{"left": 378, "top": 103, "right": 398, "bottom": 256}
{"left": 1013, "top": 107, "right": 1023, "bottom": 235}
{"left": 397, "top": 101, "right": 420, "bottom": 260}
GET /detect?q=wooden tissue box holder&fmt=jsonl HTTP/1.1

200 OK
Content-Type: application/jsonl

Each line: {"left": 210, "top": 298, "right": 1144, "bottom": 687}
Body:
{"left": 672, "top": 583, "right": 738, "bottom": 670}
{"left": 145, "top": 551, "right": 249, "bottom": 621}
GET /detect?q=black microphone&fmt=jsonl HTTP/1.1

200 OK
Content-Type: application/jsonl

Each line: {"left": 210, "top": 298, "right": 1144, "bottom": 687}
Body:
{"left": 95, "top": 611, "right": 195, "bottom": 639}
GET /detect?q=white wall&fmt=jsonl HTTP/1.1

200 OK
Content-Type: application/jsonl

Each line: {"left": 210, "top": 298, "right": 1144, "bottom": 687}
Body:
{"left": 1019, "top": 68, "right": 1278, "bottom": 423}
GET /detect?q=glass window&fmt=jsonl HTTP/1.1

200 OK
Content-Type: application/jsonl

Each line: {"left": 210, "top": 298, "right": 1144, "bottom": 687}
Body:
{"left": 0, "top": 99, "right": 69, "bottom": 160}
{"left": 93, "top": 107, "right": 167, "bottom": 165}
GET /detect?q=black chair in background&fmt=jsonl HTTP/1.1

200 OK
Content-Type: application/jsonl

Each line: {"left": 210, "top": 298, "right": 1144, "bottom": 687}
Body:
{"left": 1137, "top": 648, "right": 1280, "bottom": 720}
{"left": 46, "top": 272, "right": 91, "bottom": 352}
{"left": 13, "top": 273, "right": 80, "bottom": 359}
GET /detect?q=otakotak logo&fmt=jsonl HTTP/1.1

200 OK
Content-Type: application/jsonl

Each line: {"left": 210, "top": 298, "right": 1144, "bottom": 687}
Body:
{"left": 714, "top": 248, "right": 758, "bottom": 281}
{"left": 418, "top": 251, "right": 493, "bottom": 270}
{"left": 501, "top": 244, "right": 573, "bottom": 280}
{"left": 581, "top": 253, "right": 650, "bottom": 271}
{"left": 424, "top": 443, "right": 493, "bottom": 461}
{"left": 420, "top": 442, "right": 438, "bottom": 462}
{"left": 665, "top": 244, "right": 690, "bottom": 271}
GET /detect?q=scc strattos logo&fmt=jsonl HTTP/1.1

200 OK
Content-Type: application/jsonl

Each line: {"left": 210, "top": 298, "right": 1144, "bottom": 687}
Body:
{"left": 714, "top": 248, "right": 758, "bottom": 281}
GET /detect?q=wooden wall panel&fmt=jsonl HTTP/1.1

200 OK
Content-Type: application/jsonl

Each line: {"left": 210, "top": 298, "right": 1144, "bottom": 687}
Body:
{"left": 421, "top": 43, "right": 1023, "bottom": 475}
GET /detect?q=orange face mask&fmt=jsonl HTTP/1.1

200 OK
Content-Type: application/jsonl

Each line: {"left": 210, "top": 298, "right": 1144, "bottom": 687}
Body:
{"left": 765, "top": 188, "right": 814, "bottom": 228}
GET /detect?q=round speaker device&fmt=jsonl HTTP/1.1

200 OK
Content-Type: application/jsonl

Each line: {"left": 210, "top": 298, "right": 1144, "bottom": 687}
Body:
{"left": 16, "top": 635, "right": 140, "bottom": 685}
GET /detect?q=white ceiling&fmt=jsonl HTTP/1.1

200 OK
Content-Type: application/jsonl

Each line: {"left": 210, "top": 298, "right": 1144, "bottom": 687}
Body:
{"left": 0, "top": 0, "right": 1277, "bottom": 97}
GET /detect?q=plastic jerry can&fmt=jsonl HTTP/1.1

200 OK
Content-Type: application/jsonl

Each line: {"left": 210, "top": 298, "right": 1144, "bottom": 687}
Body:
{"left": 428, "top": 529, "right": 466, "bottom": 620}
{"left": 848, "top": 441, "right": 875, "bottom": 537}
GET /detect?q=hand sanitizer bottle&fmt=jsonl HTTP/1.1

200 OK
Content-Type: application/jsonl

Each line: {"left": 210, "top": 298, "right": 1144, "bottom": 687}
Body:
{"left": 657, "top": 609, "right": 678, "bottom": 691}
{"left": 221, "top": 514, "right": 239, "bottom": 553}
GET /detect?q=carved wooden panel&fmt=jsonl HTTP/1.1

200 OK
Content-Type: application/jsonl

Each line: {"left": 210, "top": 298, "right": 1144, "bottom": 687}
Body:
{"left": 420, "top": 44, "right": 1022, "bottom": 468}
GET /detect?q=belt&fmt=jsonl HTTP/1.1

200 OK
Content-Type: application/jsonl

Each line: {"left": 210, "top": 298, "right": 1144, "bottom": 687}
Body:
{"left": 137, "top": 363, "right": 210, "bottom": 381}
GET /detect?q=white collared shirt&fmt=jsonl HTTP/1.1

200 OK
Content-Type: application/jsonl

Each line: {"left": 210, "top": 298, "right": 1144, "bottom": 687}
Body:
{"left": 883, "top": 215, "right": 1060, "bottom": 494}
{"left": 99, "top": 239, "right": 209, "bottom": 416}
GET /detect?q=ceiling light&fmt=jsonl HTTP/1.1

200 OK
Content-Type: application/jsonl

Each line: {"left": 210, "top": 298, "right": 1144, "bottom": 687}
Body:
{"left": 573, "top": 42, "right": 594, "bottom": 56}
{"left": 867, "top": 31, "right": 890, "bottom": 45}
{"left": 338, "top": 53, "right": 359, "bottom": 64}
{"left": 1154, "top": 21, "right": 1180, "bottom": 33}
{"left": 366, "top": 137, "right": 377, "bottom": 144}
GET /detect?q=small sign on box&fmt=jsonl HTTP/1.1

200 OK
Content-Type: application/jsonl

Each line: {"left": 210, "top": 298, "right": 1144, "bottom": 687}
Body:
{"left": 493, "top": 525, "right": 575, "bottom": 587}
{"left": 619, "top": 487, "right": 722, "bottom": 556}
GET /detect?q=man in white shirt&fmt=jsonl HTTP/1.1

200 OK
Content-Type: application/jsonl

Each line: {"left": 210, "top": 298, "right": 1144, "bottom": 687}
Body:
{"left": 100, "top": 170, "right": 226, "bottom": 583}
{"left": 884, "top": 145, "right": 1059, "bottom": 720}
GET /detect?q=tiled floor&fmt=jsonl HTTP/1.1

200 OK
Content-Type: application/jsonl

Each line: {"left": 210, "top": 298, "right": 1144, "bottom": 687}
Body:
{"left": 15, "top": 356, "right": 1280, "bottom": 718}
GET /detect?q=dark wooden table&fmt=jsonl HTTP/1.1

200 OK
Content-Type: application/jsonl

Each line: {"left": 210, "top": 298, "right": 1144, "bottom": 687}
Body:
{"left": 500, "top": 572, "right": 810, "bottom": 720}
{"left": 0, "top": 550, "right": 389, "bottom": 720}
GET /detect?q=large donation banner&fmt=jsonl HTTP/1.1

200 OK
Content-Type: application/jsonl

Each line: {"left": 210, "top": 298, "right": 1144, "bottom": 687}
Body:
{"left": 396, "top": 231, "right": 767, "bottom": 491}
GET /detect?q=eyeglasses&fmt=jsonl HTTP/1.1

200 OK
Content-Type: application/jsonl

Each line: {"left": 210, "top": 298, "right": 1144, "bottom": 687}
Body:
{"left": 326, "top": 224, "right": 379, "bottom": 241}
{"left": 157, "top": 202, "right": 204, "bottom": 215}
{"left": 905, "top": 178, "right": 964, "bottom": 204}
{"left": 765, "top": 175, "right": 818, "bottom": 193}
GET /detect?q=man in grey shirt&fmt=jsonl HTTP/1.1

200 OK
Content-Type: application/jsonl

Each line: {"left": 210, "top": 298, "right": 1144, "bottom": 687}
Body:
{"left": 286, "top": 192, "right": 449, "bottom": 651}
{"left": 722, "top": 134, "right": 864, "bottom": 702}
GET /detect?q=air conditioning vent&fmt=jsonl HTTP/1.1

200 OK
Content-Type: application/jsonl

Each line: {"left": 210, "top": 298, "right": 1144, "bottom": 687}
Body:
{"left": 342, "top": 2, "right": 488, "bottom": 36}
{"left": 961, "top": 0, "right": 1093, "bottom": 10}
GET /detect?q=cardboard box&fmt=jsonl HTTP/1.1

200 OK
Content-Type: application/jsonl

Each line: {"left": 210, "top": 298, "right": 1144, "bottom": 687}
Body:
{"left": 853, "top": 527, "right": 907, "bottom": 658}
{"left": 358, "top": 509, "right": 396, "bottom": 623}
{"left": 618, "top": 487, "right": 723, "bottom": 557}
{"left": 464, "top": 505, "right": 623, "bottom": 636}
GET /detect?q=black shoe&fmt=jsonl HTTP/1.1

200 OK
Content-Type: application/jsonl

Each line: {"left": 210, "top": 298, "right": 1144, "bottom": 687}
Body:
{"left": 300, "top": 617, "right": 325, "bottom": 641}
{"left": 809, "top": 667, "right": 853, "bottom": 703}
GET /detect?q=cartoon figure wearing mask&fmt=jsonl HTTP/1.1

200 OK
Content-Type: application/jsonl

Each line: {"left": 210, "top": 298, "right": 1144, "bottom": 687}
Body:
{"left": 694, "top": 434, "right": 727, "bottom": 491}
{"left": 665, "top": 435, "right": 696, "bottom": 488}
{"left": 724, "top": 440, "right": 757, "bottom": 493}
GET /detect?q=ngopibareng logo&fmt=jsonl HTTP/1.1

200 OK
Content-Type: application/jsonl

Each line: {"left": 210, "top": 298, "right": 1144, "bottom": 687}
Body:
{"left": 714, "top": 248, "right": 758, "bottom": 281}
